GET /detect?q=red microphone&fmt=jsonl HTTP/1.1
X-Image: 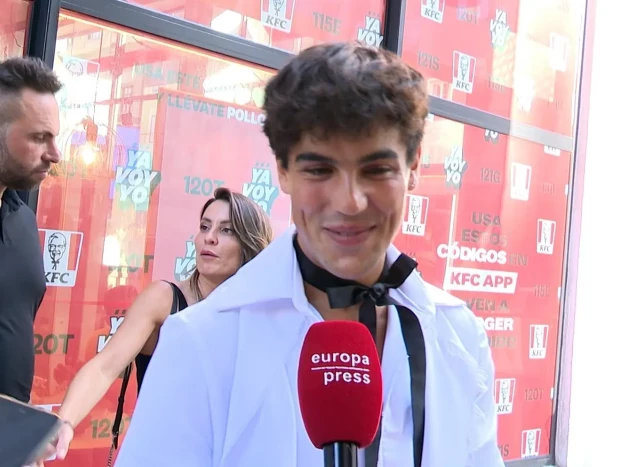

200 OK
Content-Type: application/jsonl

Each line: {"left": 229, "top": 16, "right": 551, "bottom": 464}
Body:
{"left": 297, "top": 321, "right": 383, "bottom": 467}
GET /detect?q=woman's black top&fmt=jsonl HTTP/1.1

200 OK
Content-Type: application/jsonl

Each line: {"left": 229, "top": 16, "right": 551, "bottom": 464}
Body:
{"left": 134, "top": 282, "right": 189, "bottom": 392}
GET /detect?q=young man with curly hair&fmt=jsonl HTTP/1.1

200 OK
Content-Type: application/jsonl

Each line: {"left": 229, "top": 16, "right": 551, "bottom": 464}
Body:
{"left": 115, "top": 42, "right": 502, "bottom": 467}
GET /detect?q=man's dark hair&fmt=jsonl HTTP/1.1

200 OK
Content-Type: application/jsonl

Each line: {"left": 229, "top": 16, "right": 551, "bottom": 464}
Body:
{"left": 262, "top": 42, "right": 428, "bottom": 168}
{"left": 0, "top": 56, "right": 62, "bottom": 124}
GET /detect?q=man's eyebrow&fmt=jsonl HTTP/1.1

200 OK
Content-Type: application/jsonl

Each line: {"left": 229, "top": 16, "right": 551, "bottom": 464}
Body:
{"left": 359, "top": 150, "right": 399, "bottom": 163}
{"left": 294, "top": 152, "right": 334, "bottom": 164}
{"left": 294, "top": 149, "right": 399, "bottom": 165}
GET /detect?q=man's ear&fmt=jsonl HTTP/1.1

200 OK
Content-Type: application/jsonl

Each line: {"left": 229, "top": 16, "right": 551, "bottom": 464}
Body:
{"left": 407, "top": 146, "right": 421, "bottom": 191}
{"left": 277, "top": 159, "right": 291, "bottom": 195}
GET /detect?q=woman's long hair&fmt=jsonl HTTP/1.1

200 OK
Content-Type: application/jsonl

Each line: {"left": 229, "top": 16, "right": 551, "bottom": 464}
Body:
{"left": 189, "top": 187, "right": 273, "bottom": 301}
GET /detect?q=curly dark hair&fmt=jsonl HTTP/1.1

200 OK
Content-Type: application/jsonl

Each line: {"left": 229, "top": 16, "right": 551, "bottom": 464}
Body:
{"left": 262, "top": 42, "right": 428, "bottom": 169}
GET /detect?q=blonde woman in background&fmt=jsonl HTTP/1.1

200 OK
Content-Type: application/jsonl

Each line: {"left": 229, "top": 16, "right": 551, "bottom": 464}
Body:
{"left": 38, "top": 187, "right": 273, "bottom": 464}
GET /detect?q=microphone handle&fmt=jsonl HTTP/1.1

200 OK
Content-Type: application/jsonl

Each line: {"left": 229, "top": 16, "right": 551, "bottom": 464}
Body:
{"left": 323, "top": 442, "right": 358, "bottom": 467}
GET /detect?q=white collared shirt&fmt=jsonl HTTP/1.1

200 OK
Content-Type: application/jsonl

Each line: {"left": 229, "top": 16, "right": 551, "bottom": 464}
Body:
{"left": 114, "top": 227, "right": 503, "bottom": 467}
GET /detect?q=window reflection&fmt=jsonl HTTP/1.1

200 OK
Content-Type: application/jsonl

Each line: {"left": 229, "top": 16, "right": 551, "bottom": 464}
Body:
{"left": 0, "top": 0, "right": 31, "bottom": 59}
{"left": 127, "top": 0, "right": 386, "bottom": 53}
{"left": 32, "top": 13, "right": 290, "bottom": 464}
{"left": 402, "top": 0, "right": 584, "bottom": 136}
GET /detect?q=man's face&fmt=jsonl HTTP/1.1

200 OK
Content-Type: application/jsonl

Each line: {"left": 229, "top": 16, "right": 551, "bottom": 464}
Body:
{"left": 0, "top": 89, "right": 61, "bottom": 191}
{"left": 279, "top": 127, "right": 418, "bottom": 285}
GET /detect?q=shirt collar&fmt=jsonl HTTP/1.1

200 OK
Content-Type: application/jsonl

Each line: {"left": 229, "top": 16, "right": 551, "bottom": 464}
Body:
{"left": 205, "top": 226, "right": 436, "bottom": 321}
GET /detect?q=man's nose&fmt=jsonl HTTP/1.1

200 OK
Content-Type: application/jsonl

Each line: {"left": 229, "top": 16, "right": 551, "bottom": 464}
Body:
{"left": 44, "top": 139, "right": 61, "bottom": 164}
{"left": 332, "top": 178, "right": 368, "bottom": 215}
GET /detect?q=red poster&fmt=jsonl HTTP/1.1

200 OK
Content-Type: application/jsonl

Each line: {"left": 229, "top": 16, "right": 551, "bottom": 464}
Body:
{"left": 149, "top": 90, "right": 291, "bottom": 282}
{"left": 393, "top": 116, "right": 570, "bottom": 461}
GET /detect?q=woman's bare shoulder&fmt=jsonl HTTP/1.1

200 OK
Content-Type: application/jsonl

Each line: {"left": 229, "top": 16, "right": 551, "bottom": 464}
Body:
{"left": 127, "top": 280, "right": 175, "bottom": 323}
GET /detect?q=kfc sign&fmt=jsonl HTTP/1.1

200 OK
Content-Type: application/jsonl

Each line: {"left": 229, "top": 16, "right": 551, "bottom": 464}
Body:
{"left": 536, "top": 219, "right": 556, "bottom": 255}
{"left": 421, "top": 0, "right": 445, "bottom": 23}
{"left": 452, "top": 51, "right": 476, "bottom": 93}
{"left": 495, "top": 378, "right": 516, "bottom": 415}
{"left": 443, "top": 266, "right": 518, "bottom": 294}
{"left": 402, "top": 195, "right": 429, "bottom": 236}
{"left": 261, "top": 0, "right": 296, "bottom": 33}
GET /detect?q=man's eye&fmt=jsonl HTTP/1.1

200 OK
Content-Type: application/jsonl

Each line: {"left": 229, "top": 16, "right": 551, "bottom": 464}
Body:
{"left": 364, "top": 166, "right": 393, "bottom": 175}
{"left": 304, "top": 167, "right": 332, "bottom": 176}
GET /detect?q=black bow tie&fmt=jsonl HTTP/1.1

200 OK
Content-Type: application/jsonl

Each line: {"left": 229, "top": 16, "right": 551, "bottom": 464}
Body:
{"left": 292, "top": 235, "right": 418, "bottom": 341}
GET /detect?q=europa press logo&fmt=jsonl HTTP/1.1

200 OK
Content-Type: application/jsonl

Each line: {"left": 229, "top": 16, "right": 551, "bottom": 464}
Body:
{"left": 420, "top": 0, "right": 445, "bottom": 23}
{"left": 444, "top": 145, "right": 468, "bottom": 189}
{"left": 494, "top": 378, "right": 516, "bottom": 415}
{"left": 242, "top": 163, "right": 280, "bottom": 215}
{"left": 39, "top": 229, "right": 84, "bottom": 287}
{"left": 402, "top": 195, "right": 429, "bottom": 236}
{"left": 452, "top": 51, "right": 476, "bottom": 94}
{"left": 521, "top": 429, "right": 542, "bottom": 458}
{"left": 260, "top": 0, "right": 296, "bottom": 33}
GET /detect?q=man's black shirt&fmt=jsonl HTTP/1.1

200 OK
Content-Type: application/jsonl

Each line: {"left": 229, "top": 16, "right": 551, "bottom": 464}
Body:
{"left": 0, "top": 190, "right": 46, "bottom": 402}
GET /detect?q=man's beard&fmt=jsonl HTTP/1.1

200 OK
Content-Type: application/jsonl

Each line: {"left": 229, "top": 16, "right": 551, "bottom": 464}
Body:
{"left": 0, "top": 137, "right": 44, "bottom": 191}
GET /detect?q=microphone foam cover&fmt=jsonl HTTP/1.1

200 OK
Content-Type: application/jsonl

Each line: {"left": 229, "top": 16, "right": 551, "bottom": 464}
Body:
{"left": 297, "top": 321, "right": 382, "bottom": 449}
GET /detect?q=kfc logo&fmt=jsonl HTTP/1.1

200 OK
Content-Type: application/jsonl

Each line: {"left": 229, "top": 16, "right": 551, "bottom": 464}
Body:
{"left": 537, "top": 219, "right": 556, "bottom": 255}
{"left": 402, "top": 195, "right": 429, "bottom": 236}
{"left": 452, "top": 51, "right": 476, "bottom": 94}
{"left": 529, "top": 325, "right": 549, "bottom": 359}
{"left": 521, "top": 429, "right": 542, "bottom": 458}
{"left": 260, "top": 0, "right": 296, "bottom": 33}
{"left": 550, "top": 33, "right": 569, "bottom": 72}
{"left": 421, "top": 0, "right": 445, "bottom": 23}
{"left": 39, "top": 229, "right": 84, "bottom": 287}
{"left": 510, "top": 162, "right": 531, "bottom": 201}
{"left": 495, "top": 378, "right": 516, "bottom": 415}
